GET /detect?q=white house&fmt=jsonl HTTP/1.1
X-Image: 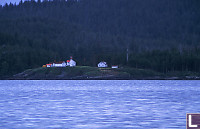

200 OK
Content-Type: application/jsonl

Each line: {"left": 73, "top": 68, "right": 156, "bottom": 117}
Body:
{"left": 98, "top": 61, "right": 108, "bottom": 68}
{"left": 69, "top": 57, "right": 76, "bottom": 67}
{"left": 52, "top": 61, "right": 66, "bottom": 67}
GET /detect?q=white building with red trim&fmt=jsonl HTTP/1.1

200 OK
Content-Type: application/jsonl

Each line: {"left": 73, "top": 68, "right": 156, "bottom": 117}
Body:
{"left": 111, "top": 65, "right": 118, "bottom": 68}
{"left": 43, "top": 56, "right": 76, "bottom": 68}
{"left": 52, "top": 61, "right": 66, "bottom": 67}
{"left": 69, "top": 56, "right": 76, "bottom": 67}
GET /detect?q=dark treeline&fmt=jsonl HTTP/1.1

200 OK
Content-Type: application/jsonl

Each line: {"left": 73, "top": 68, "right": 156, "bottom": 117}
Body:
{"left": 0, "top": 0, "right": 200, "bottom": 77}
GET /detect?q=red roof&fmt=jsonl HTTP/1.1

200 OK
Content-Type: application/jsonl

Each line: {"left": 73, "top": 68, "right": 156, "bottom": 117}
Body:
{"left": 67, "top": 60, "right": 70, "bottom": 62}
{"left": 53, "top": 61, "right": 64, "bottom": 64}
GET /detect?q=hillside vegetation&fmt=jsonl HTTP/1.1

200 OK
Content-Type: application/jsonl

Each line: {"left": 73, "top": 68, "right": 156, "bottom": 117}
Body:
{"left": 10, "top": 66, "right": 161, "bottom": 79}
{"left": 0, "top": 0, "right": 200, "bottom": 78}
{"left": 12, "top": 66, "right": 200, "bottom": 80}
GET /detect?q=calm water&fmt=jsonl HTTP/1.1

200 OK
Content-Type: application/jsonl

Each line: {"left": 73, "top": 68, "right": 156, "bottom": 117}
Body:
{"left": 0, "top": 80, "right": 200, "bottom": 129}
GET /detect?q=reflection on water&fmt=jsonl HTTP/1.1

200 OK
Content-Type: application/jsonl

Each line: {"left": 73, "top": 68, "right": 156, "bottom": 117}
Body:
{"left": 0, "top": 80, "right": 200, "bottom": 128}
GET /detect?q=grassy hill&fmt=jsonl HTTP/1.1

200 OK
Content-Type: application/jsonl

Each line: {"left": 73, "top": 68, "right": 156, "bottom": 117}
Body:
{"left": 10, "top": 66, "right": 200, "bottom": 80}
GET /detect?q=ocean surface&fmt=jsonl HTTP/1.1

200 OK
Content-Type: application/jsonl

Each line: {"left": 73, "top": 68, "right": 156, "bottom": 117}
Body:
{"left": 0, "top": 80, "right": 200, "bottom": 129}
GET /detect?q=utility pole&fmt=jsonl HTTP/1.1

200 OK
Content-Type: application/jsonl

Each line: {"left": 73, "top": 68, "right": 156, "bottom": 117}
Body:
{"left": 127, "top": 48, "right": 129, "bottom": 63}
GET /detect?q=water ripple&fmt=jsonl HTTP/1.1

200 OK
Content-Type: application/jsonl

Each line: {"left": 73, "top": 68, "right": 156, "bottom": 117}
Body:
{"left": 0, "top": 80, "right": 200, "bottom": 128}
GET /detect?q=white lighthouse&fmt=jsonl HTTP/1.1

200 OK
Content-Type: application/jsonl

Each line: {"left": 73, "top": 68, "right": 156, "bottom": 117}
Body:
{"left": 69, "top": 56, "right": 76, "bottom": 67}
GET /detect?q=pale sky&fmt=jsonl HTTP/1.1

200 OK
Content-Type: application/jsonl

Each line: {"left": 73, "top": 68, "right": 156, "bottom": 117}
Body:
{"left": 0, "top": 0, "right": 23, "bottom": 5}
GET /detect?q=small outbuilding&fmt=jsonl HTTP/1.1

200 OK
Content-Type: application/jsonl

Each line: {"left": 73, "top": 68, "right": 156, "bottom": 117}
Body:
{"left": 66, "top": 60, "right": 70, "bottom": 66}
{"left": 46, "top": 64, "right": 52, "bottom": 67}
{"left": 111, "top": 65, "right": 118, "bottom": 69}
{"left": 98, "top": 61, "right": 108, "bottom": 68}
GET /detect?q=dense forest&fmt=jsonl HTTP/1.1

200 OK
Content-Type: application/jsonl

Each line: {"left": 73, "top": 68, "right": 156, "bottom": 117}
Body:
{"left": 0, "top": 0, "right": 200, "bottom": 77}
